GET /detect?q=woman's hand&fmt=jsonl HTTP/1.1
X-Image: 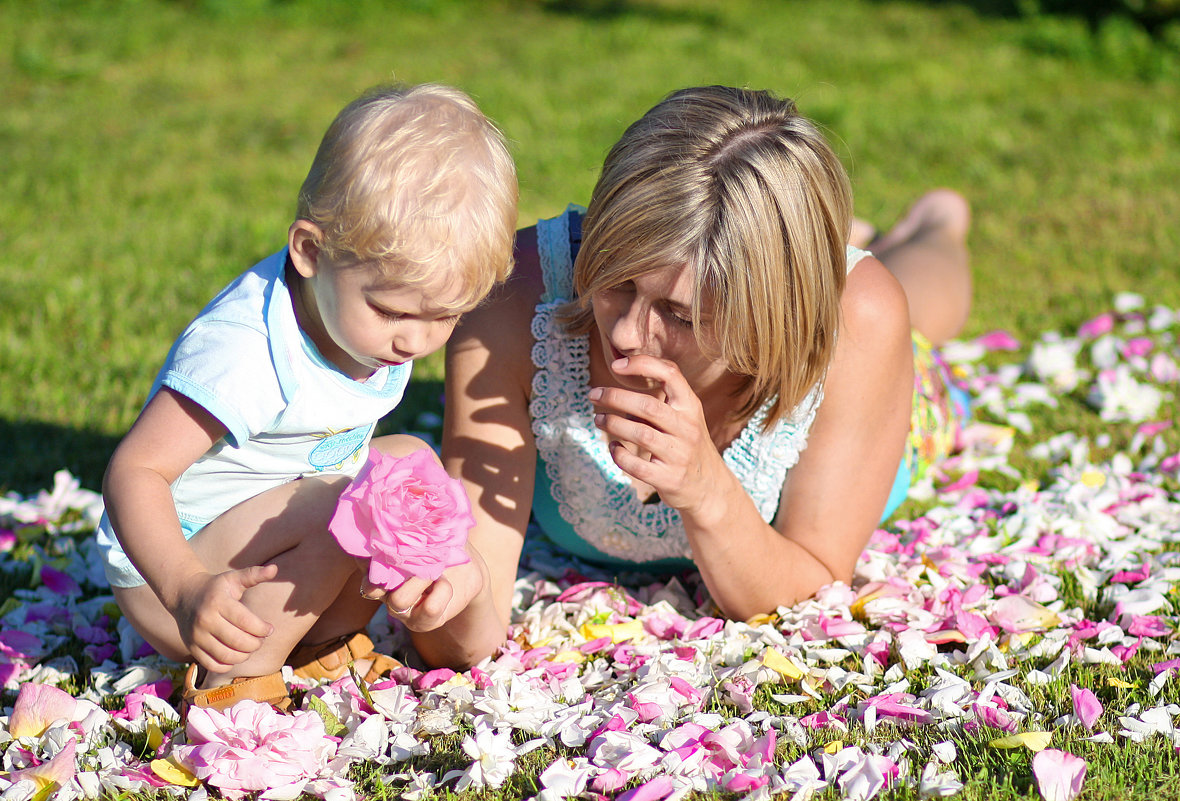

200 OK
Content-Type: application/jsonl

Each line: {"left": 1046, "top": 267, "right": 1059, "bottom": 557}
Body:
{"left": 357, "top": 546, "right": 489, "bottom": 633}
{"left": 170, "top": 565, "right": 277, "bottom": 673}
{"left": 589, "top": 354, "right": 734, "bottom": 520}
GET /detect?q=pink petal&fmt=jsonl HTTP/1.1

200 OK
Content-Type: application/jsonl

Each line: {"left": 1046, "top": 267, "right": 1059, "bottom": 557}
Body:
{"left": 6, "top": 737, "right": 76, "bottom": 791}
{"left": 1032, "top": 749, "right": 1086, "bottom": 801}
{"left": 1128, "top": 615, "right": 1170, "bottom": 637}
{"left": 593, "top": 767, "right": 631, "bottom": 793}
{"left": 939, "top": 470, "right": 980, "bottom": 494}
{"left": 8, "top": 682, "right": 80, "bottom": 738}
{"left": 0, "top": 631, "right": 44, "bottom": 660}
{"left": 1070, "top": 685, "right": 1103, "bottom": 731}
{"left": 1122, "top": 337, "right": 1154, "bottom": 357}
{"left": 992, "top": 595, "right": 1059, "bottom": 632}
{"left": 1151, "top": 657, "right": 1180, "bottom": 676}
{"left": 976, "top": 330, "right": 1021, "bottom": 351}
{"left": 1078, "top": 313, "right": 1114, "bottom": 339}
{"left": 974, "top": 702, "right": 1017, "bottom": 733}
{"left": 617, "top": 775, "right": 675, "bottom": 801}
{"left": 39, "top": 565, "right": 81, "bottom": 596}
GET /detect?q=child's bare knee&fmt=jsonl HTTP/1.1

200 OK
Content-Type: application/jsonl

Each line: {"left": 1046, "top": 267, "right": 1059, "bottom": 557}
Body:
{"left": 371, "top": 434, "right": 436, "bottom": 461}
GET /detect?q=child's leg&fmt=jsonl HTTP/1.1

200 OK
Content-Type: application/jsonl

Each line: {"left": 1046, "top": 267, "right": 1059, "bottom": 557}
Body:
{"left": 114, "top": 434, "right": 432, "bottom": 686}
{"left": 870, "top": 189, "right": 972, "bottom": 345}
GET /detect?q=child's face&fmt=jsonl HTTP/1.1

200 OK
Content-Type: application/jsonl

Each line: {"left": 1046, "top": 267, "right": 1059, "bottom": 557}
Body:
{"left": 295, "top": 248, "right": 469, "bottom": 380}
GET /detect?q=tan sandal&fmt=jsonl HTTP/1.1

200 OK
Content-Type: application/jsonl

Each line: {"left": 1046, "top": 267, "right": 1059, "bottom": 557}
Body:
{"left": 180, "top": 663, "right": 293, "bottom": 716}
{"left": 288, "top": 631, "right": 401, "bottom": 684}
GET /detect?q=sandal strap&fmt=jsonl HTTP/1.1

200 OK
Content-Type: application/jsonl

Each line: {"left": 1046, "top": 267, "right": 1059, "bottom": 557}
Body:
{"left": 182, "top": 663, "right": 292, "bottom": 713}
{"left": 289, "top": 631, "right": 400, "bottom": 682}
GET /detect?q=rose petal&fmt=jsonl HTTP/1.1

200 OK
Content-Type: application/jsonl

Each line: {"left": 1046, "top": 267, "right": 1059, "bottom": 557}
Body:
{"left": 1032, "top": 749, "right": 1086, "bottom": 801}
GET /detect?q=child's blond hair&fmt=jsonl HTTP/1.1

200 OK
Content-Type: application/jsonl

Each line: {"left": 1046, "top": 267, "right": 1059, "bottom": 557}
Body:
{"left": 563, "top": 85, "right": 851, "bottom": 431}
{"left": 297, "top": 84, "right": 518, "bottom": 307}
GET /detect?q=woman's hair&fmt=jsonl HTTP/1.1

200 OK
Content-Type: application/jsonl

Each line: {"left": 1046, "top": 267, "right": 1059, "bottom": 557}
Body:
{"left": 297, "top": 83, "right": 518, "bottom": 309}
{"left": 563, "top": 85, "right": 852, "bottom": 430}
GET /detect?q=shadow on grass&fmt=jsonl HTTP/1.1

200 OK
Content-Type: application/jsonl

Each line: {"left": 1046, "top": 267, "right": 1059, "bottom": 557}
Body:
{"left": 0, "top": 379, "right": 448, "bottom": 498}
{"left": 538, "top": 0, "right": 725, "bottom": 27}
{"left": 0, "top": 419, "right": 119, "bottom": 496}
{"left": 863, "top": 0, "right": 1178, "bottom": 34}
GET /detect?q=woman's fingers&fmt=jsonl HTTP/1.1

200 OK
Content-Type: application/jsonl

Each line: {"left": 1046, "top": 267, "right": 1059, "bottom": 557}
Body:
{"left": 607, "top": 355, "right": 696, "bottom": 408}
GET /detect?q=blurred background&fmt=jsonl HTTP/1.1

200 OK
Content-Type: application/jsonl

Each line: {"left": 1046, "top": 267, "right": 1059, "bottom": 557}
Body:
{"left": 1, "top": 0, "right": 1178, "bottom": 493}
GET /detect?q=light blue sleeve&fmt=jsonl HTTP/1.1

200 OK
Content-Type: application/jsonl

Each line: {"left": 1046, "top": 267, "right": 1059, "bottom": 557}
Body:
{"left": 155, "top": 319, "right": 283, "bottom": 447}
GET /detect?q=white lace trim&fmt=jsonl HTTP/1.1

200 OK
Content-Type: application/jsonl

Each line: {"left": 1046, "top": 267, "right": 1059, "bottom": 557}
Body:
{"left": 537, "top": 206, "right": 578, "bottom": 303}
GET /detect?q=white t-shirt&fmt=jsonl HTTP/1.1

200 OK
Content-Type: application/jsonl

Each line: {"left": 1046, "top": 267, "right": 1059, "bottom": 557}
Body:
{"left": 96, "top": 249, "right": 411, "bottom": 586}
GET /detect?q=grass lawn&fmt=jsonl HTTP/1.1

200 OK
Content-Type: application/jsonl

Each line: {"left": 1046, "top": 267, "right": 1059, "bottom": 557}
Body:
{"left": 3, "top": 1, "right": 1180, "bottom": 799}
{"left": 2, "top": 0, "right": 1179, "bottom": 493}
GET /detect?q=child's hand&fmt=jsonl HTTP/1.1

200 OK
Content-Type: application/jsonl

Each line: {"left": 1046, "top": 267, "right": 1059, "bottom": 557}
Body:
{"left": 171, "top": 564, "right": 277, "bottom": 672}
{"left": 358, "top": 546, "right": 487, "bottom": 632}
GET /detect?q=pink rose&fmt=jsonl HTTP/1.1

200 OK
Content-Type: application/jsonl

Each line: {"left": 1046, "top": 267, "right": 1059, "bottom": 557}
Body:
{"left": 175, "top": 701, "right": 336, "bottom": 799}
{"left": 329, "top": 449, "right": 473, "bottom": 590}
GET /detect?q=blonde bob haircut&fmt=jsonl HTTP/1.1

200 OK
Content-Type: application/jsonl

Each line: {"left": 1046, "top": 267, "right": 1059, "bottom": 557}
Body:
{"left": 297, "top": 83, "right": 518, "bottom": 309}
{"left": 563, "top": 86, "right": 852, "bottom": 431}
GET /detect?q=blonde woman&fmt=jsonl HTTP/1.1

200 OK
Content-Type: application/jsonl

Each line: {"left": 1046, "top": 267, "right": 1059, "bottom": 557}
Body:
{"left": 402, "top": 86, "right": 971, "bottom": 668}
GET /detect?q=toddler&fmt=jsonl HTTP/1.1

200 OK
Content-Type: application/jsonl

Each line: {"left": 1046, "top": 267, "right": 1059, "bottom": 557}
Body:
{"left": 96, "top": 83, "right": 517, "bottom": 710}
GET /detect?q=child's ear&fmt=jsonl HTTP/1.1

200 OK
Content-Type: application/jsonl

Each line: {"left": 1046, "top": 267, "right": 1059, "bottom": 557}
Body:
{"left": 288, "top": 220, "right": 324, "bottom": 278}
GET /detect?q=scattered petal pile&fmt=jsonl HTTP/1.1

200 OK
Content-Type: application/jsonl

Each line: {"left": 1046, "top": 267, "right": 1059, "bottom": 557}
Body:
{"left": 3, "top": 293, "right": 1180, "bottom": 800}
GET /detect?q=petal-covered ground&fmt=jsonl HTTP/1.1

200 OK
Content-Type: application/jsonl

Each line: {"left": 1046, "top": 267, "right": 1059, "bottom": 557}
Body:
{"left": 3, "top": 292, "right": 1180, "bottom": 800}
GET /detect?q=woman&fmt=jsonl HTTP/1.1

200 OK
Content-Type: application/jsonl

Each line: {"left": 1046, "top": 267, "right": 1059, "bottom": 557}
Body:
{"left": 383, "top": 86, "right": 971, "bottom": 668}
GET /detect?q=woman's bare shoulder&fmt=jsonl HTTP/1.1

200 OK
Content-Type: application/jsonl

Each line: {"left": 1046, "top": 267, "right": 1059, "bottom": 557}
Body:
{"left": 841, "top": 255, "right": 911, "bottom": 344}
{"left": 447, "top": 227, "right": 546, "bottom": 393}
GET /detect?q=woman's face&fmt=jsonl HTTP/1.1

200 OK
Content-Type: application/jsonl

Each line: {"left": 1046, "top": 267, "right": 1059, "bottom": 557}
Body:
{"left": 590, "top": 263, "right": 735, "bottom": 395}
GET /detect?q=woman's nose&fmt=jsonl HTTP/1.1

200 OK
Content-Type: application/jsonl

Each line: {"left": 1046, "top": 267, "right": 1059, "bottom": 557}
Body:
{"left": 610, "top": 299, "right": 650, "bottom": 354}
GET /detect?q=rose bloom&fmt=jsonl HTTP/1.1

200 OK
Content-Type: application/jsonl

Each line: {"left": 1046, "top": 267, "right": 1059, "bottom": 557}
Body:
{"left": 175, "top": 701, "right": 337, "bottom": 799}
{"left": 330, "top": 448, "right": 473, "bottom": 589}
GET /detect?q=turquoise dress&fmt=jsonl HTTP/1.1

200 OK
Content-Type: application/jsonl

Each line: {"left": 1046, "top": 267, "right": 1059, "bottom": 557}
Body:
{"left": 527, "top": 207, "right": 876, "bottom": 572}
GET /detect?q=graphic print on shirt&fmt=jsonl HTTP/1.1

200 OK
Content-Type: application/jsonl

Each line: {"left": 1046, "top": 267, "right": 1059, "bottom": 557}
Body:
{"left": 308, "top": 424, "right": 372, "bottom": 471}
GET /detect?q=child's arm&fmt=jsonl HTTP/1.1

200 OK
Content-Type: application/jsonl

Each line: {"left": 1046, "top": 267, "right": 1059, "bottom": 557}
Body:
{"left": 103, "top": 387, "right": 276, "bottom": 672}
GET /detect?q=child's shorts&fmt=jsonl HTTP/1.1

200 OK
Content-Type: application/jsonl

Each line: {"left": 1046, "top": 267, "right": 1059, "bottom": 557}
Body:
{"left": 880, "top": 331, "right": 970, "bottom": 522}
{"left": 98, "top": 516, "right": 206, "bottom": 588}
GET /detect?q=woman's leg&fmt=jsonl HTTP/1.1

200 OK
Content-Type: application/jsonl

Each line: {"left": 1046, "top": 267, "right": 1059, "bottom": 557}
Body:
{"left": 868, "top": 189, "right": 972, "bottom": 345}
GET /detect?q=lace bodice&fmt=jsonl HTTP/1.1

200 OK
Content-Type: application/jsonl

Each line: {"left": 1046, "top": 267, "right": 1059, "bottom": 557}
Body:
{"left": 528, "top": 207, "right": 863, "bottom": 566}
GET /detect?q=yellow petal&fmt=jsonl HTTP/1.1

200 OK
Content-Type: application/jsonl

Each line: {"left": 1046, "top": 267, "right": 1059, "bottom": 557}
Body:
{"left": 549, "top": 650, "right": 586, "bottom": 664}
{"left": 824, "top": 740, "right": 844, "bottom": 754}
{"left": 746, "top": 613, "right": 776, "bottom": 627}
{"left": 580, "top": 621, "right": 645, "bottom": 643}
{"left": 1107, "top": 677, "right": 1136, "bottom": 689}
{"left": 851, "top": 589, "right": 884, "bottom": 620}
{"left": 988, "top": 731, "right": 1053, "bottom": 752}
{"left": 761, "top": 647, "right": 805, "bottom": 680}
{"left": 146, "top": 722, "right": 164, "bottom": 752}
{"left": 1080, "top": 470, "right": 1106, "bottom": 488}
{"left": 150, "top": 757, "right": 200, "bottom": 787}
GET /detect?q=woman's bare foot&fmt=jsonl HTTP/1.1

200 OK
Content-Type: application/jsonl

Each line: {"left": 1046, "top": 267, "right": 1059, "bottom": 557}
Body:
{"left": 872, "top": 189, "right": 972, "bottom": 344}
{"left": 871, "top": 189, "right": 970, "bottom": 254}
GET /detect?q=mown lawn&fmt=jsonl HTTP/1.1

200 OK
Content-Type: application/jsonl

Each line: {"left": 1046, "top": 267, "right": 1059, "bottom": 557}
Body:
{"left": 1, "top": 0, "right": 1178, "bottom": 493}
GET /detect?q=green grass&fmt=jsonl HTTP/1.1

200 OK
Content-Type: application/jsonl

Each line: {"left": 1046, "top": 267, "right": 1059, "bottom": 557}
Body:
{"left": 2, "top": 0, "right": 1179, "bottom": 494}
{"left": 2, "top": 3, "right": 1180, "bottom": 796}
